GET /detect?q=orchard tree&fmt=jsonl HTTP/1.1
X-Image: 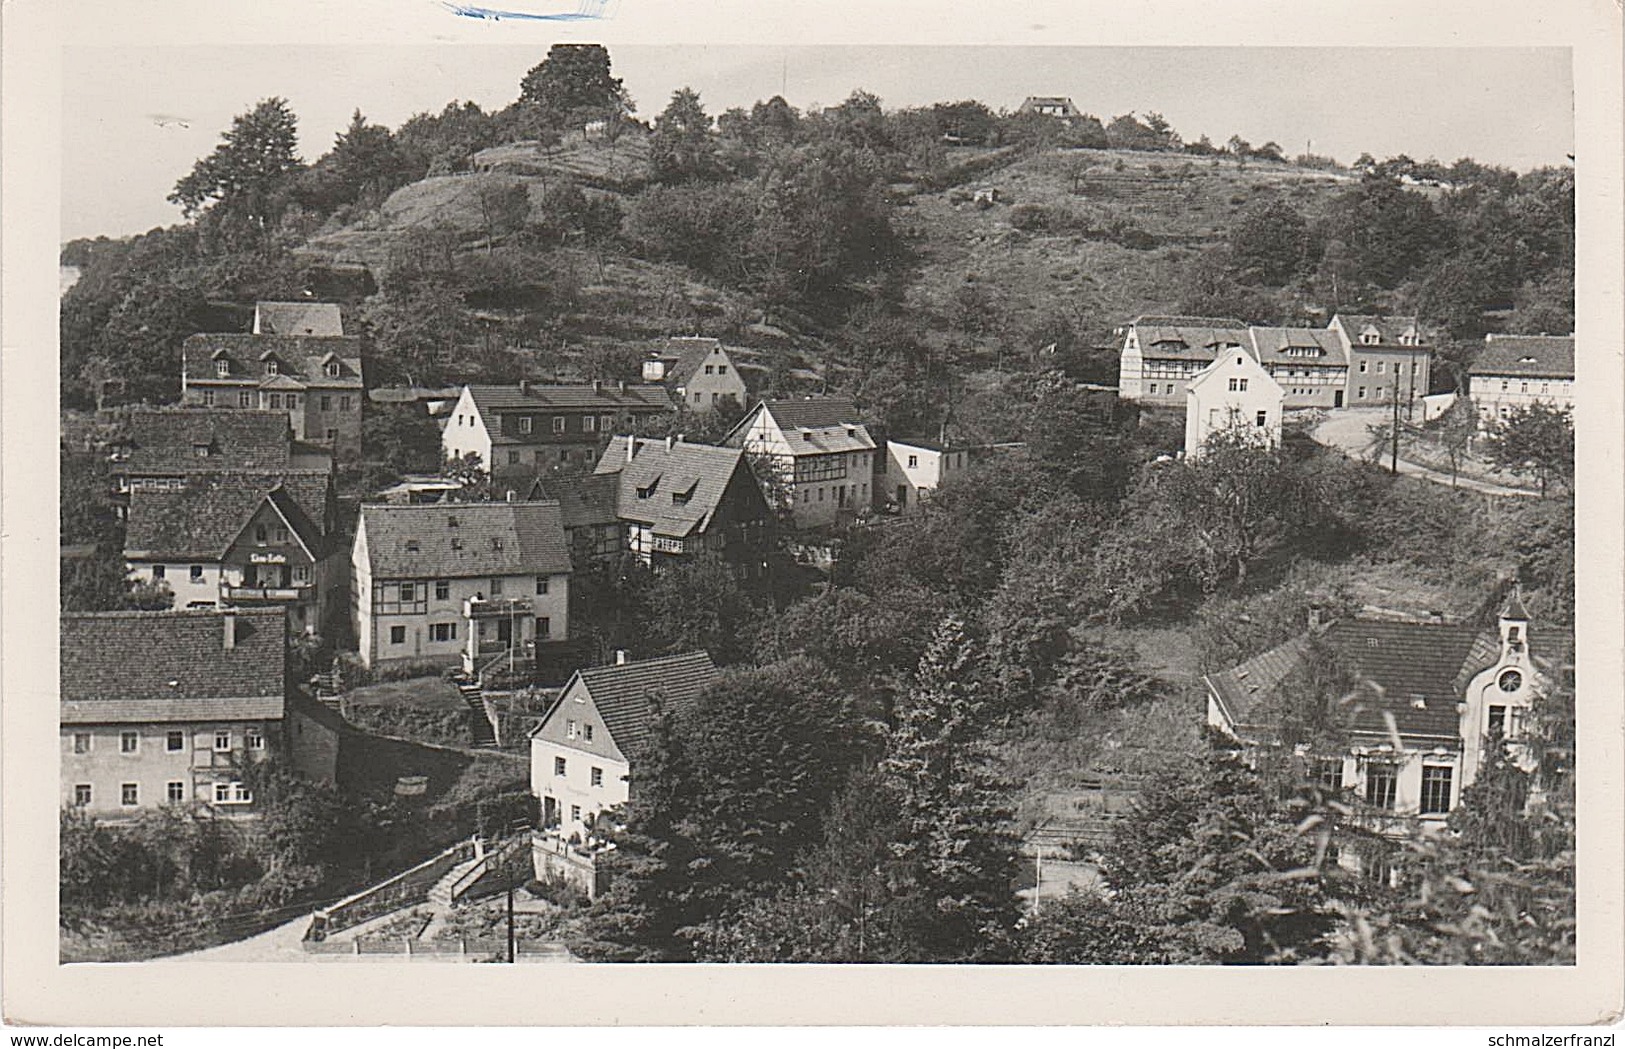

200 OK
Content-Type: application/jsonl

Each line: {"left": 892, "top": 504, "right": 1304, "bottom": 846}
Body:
{"left": 169, "top": 97, "right": 304, "bottom": 247}
{"left": 1485, "top": 403, "right": 1574, "bottom": 497}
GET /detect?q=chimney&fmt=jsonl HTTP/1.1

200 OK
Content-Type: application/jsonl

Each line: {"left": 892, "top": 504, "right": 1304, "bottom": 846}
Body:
{"left": 519, "top": 379, "right": 531, "bottom": 396}
{"left": 222, "top": 607, "right": 238, "bottom": 650}
{"left": 614, "top": 649, "right": 629, "bottom": 666}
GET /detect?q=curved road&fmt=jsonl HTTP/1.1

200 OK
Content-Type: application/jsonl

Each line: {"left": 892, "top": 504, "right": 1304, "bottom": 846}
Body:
{"left": 1311, "top": 409, "right": 1540, "bottom": 499}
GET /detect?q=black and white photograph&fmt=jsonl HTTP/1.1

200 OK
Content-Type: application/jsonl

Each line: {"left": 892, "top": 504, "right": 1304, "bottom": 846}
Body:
{"left": 5, "top": 0, "right": 1623, "bottom": 1032}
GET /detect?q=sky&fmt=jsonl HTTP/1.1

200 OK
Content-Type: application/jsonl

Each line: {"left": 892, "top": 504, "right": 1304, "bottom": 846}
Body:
{"left": 61, "top": 45, "right": 1574, "bottom": 242}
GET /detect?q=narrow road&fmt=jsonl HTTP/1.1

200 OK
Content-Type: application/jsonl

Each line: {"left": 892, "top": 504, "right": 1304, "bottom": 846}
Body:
{"left": 1311, "top": 409, "right": 1540, "bottom": 499}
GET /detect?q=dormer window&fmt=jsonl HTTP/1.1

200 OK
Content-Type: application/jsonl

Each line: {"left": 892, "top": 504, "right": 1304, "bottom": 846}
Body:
{"left": 216, "top": 360, "right": 230, "bottom": 377}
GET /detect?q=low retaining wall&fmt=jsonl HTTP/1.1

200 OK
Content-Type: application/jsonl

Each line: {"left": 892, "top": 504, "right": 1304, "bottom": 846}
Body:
{"left": 307, "top": 838, "right": 479, "bottom": 940}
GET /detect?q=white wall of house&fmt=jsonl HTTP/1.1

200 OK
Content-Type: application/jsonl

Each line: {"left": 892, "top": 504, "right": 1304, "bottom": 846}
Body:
{"left": 1184, "top": 351, "right": 1285, "bottom": 458}
{"left": 441, "top": 387, "right": 493, "bottom": 470}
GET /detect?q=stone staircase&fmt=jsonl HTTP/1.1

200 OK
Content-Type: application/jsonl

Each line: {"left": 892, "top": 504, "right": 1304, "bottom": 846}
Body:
{"left": 453, "top": 674, "right": 499, "bottom": 748}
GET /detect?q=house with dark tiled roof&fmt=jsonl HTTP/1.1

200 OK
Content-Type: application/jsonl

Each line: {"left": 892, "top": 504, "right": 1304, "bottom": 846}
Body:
{"left": 443, "top": 380, "right": 677, "bottom": 484}
{"left": 1205, "top": 592, "right": 1546, "bottom": 851}
{"left": 592, "top": 436, "right": 773, "bottom": 571}
{"left": 254, "top": 301, "right": 345, "bottom": 337}
{"left": 351, "top": 501, "right": 572, "bottom": 670}
{"left": 1117, "top": 313, "right": 1432, "bottom": 416}
{"left": 60, "top": 608, "right": 340, "bottom": 819}
{"left": 123, "top": 471, "right": 341, "bottom": 635}
{"left": 108, "top": 407, "right": 332, "bottom": 514}
{"left": 722, "top": 396, "right": 878, "bottom": 530}
{"left": 640, "top": 336, "right": 750, "bottom": 412}
{"left": 529, "top": 650, "right": 718, "bottom": 842}
{"left": 1468, "top": 333, "right": 1575, "bottom": 429}
{"left": 180, "top": 331, "right": 365, "bottom": 458}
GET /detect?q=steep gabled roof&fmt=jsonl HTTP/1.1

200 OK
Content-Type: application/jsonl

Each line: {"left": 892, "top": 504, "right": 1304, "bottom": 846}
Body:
{"left": 125, "top": 473, "right": 329, "bottom": 561}
{"left": 182, "top": 334, "right": 364, "bottom": 388}
{"left": 596, "top": 438, "right": 754, "bottom": 539}
{"left": 1206, "top": 617, "right": 1499, "bottom": 743}
{"left": 60, "top": 609, "right": 287, "bottom": 720}
{"left": 358, "top": 501, "right": 571, "bottom": 580}
{"left": 118, "top": 408, "right": 303, "bottom": 476}
{"left": 574, "top": 651, "right": 719, "bottom": 755}
{"left": 1330, "top": 314, "right": 1427, "bottom": 346}
{"left": 465, "top": 383, "right": 675, "bottom": 415}
{"left": 529, "top": 472, "right": 622, "bottom": 529}
{"left": 255, "top": 301, "right": 344, "bottom": 337}
{"left": 1472, "top": 334, "right": 1575, "bottom": 379}
{"left": 1247, "top": 327, "right": 1350, "bottom": 366}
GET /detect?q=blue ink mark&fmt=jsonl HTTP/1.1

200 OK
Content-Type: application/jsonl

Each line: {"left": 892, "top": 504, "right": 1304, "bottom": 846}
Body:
{"left": 441, "top": 0, "right": 609, "bottom": 21}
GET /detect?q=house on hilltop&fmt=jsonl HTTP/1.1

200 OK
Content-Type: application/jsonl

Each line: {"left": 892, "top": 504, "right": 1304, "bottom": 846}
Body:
{"left": 1205, "top": 591, "right": 1548, "bottom": 870}
{"left": 641, "top": 336, "right": 749, "bottom": 412}
{"left": 351, "top": 501, "right": 572, "bottom": 671}
{"left": 253, "top": 301, "right": 345, "bottom": 337}
{"left": 723, "top": 396, "right": 878, "bottom": 531}
{"left": 60, "top": 608, "right": 340, "bottom": 819}
{"left": 181, "top": 333, "right": 365, "bottom": 458}
{"left": 1469, "top": 333, "right": 1575, "bottom": 429}
{"left": 442, "top": 381, "right": 676, "bottom": 485}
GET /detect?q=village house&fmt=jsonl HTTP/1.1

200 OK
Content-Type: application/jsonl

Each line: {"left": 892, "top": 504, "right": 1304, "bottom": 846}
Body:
{"left": 529, "top": 650, "right": 719, "bottom": 894}
{"left": 527, "top": 473, "right": 625, "bottom": 569}
{"left": 1468, "top": 333, "right": 1575, "bottom": 429}
{"left": 1116, "top": 315, "right": 1251, "bottom": 405}
{"left": 1017, "top": 96, "right": 1082, "bottom": 120}
{"left": 1118, "top": 313, "right": 1433, "bottom": 415}
{"left": 1183, "top": 348, "right": 1285, "bottom": 458}
{"left": 123, "top": 471, "right": 341, "bottom": 635}
{"left": 594, "top": 436, "right": 775, "bottom": 571}
{"left": 107, "top": 407, "right": 332, "bottom": 516}
{"left": 253, "top": 300, "right": 345, "bottom": 337}
{"left": 442, "top": 381, "right": 676, "bottom": 485}
{"left": 351, "top": 501, "right": 572, "bottom": 671}
{"left": 723, "top": 396, "right": 878, "bottom": 530}
{"left": 640, "top": 336, "right": 750, "bottom": 412}
{"left": 1328, "top": 313, "right": 1432, "bottom": 416}
{"left": 884, "top": 438, "right": 977, "bottom": 511}
{"left": 180, "top": 331, "right": 366, "bottom": 459}
{"left": 60, "top": 608, "right": 340, "bottom": 819}
{"left": 1204, "top": 591, "right": 1547, "bottom": 871}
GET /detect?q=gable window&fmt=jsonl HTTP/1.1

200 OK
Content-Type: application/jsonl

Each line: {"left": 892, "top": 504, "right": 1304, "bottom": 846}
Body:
{"left": 390, "top": 625, "right": 406, "bottom": 645}
{"left": 1420, "top": 766, "right": 1453, "bottom": 815}
{"left": 554, "top": 756, "right": 567, "bottom": 777}
{"left": 121, "top": 783, "right": 139, "bottom": 807}
{"left": 167, "top": 782, "right": 186, "bottom": 804}
{"left": 121, "top": 731, "right": 139, "bottom": 754}
{"left": 1363, "top": 760, "right": 1398, "bottom": 810}
{"left": 167, "top": 731, "right": 185, "bottom": 752}
{"left": 435, "top": 580, "right": 450, "bottom": 600}
{"left": 591, "top": 767, "right": 603, "bottom": 787}
{"left": 73, "top": 732, "right": 92, "bottom": 754}
{"left": 552, "top": 417, "right": 566, "bottom": 434}
{"left": 214, "top": 730, "right": 232, "bottom": 752}
{"left": 74, "top": 784, "right": 92, "bottom": 807}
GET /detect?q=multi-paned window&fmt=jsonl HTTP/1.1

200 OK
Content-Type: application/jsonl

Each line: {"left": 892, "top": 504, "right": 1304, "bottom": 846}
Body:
{"left": 1420, "top": 765, "right": 1454, "bottom": 815}
{"left": 1363, "top": 760, "right": 1398, "bottom": 810}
